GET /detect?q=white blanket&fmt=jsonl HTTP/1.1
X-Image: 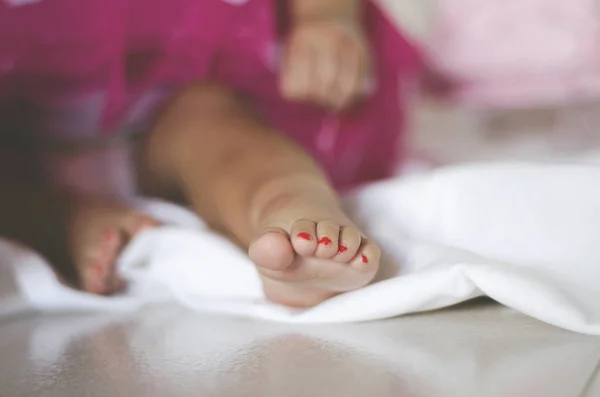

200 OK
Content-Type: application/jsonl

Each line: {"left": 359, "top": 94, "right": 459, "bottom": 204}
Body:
{"left": 1, "top": 161, "right": 600, "bottom": 334}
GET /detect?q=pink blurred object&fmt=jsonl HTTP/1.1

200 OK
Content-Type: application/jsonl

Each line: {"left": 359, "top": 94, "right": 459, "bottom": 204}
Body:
{"left": 428, "top": 0, "right": 600, "bottom": 108}
{"left": 0, "top": 0, "right": 422, "bottom": 193}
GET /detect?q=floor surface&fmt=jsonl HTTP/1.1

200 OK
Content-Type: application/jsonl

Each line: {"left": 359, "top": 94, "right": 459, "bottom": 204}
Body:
{"left": 1, "top": 301, "right": 599, "bottom": 397}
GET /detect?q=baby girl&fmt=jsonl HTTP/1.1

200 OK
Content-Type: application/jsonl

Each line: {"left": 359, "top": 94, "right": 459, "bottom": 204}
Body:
{"left": 0, "top": 0, "right": 420, "bottom": 307}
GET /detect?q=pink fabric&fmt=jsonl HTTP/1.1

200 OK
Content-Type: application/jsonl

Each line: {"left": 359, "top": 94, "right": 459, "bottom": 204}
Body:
{"left": 0, "top": 0, "right": 421, "bottom": 190}
{"left": 428, "top": 0, "right": 600, "bottom": 108}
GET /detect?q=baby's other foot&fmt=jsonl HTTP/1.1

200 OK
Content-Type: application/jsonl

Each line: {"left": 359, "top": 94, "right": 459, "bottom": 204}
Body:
{"left": 248, "top": 198, "right": 380, "bottom": 307}
{"left": 68, "top": 199, "right": 158, "bottom": 295}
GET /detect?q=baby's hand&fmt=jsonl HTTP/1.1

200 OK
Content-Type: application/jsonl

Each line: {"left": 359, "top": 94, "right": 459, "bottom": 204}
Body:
{"left": 280, "top": 17, "right": 372, "bottom": 111}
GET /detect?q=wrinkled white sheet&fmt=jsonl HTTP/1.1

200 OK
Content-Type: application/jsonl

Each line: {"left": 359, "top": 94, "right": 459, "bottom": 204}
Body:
{"left": 1, "top": 161, "right": 600, "bottom": 334}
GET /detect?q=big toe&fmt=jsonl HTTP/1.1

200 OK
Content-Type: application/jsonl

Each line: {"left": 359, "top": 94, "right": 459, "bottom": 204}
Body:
{"left": 249, "top": 230, "right": 295, "bottom": 272}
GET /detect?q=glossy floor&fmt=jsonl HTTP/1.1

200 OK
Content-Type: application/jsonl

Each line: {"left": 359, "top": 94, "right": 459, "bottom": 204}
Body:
{"left": 1, "top": 301, "right": 599, "bottom": 397}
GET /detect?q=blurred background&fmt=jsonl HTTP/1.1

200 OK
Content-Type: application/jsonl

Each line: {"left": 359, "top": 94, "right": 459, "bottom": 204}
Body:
{"left": 383, "top": 0, "right": 600, "bottom": 170}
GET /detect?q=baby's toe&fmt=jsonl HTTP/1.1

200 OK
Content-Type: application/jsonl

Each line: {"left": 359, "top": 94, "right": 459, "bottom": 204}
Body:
{"left": 350, "top": 240, "right": 381, "bottom": 273}
{"left": 290, "top": 219, "right": 317, "bottom": 257}
{"left": 101, "top": 230, "right": 128, "bottom": 294}
{"left": 249, "top": 229, "right": 295, "bottom": 272}
{"left": 81, "top": 260, "right": 105, "bottom": 294}
{"left": 315, "top": 220, "right": 340, "bottom": 259}
{"left": 80, "top": 229, "right": 123, "bottom": 294}
{"left": 334, "top": 226, "right": 362, "bottom": 263}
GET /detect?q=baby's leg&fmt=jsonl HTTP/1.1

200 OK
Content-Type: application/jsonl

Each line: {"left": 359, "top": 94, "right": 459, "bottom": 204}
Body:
{"left": 0, "top": 180, "right": 156, "bottom": 294}
{"left": 139, "top": 85, "right": 380, "bottom": 307}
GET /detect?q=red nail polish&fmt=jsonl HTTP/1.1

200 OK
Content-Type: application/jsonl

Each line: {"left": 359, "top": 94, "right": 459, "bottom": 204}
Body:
{"left": 93, "top": 262, "right": 103, "bottom": 275}
{"left": 104, "top": 231, "right": 114, "bottom": 243}
{"left": 297, "top": 232, "right": 312, "bottom": 241}
{"left": 318, "top": 237, "right": 332, "bottom": 246}
{"left": 338, "top": 245, "right": 348, "bottom": 254}
{"left": 361, "top": 254, "right": 368, "bottom": 264}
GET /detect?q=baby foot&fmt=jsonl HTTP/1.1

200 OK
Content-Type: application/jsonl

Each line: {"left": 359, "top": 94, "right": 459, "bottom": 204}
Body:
{"left": 68, "top": 199, "right": 159, "bottom": 295}
{"left": 249, "top": 199, "right": 380, "bottom": 307}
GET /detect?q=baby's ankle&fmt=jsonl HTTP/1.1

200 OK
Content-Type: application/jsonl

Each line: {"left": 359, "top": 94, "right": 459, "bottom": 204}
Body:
{"left": 248, "top": 174, "right": 340, "bottom": 227}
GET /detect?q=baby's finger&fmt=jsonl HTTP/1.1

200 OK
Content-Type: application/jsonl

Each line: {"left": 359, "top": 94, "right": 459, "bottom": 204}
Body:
{"left": 280, "top": 39, "right": 313, "bottom": 102}
{"left": 334, "top": 40, "right": 362, "bottom": 110}
{"left": 313, "top": 43, "right": 341, "bottom": 108}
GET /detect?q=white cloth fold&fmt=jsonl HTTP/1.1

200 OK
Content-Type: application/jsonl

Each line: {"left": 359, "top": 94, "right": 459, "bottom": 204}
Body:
{"left": 1, "top": 161, "right": 600, "bottom": 334}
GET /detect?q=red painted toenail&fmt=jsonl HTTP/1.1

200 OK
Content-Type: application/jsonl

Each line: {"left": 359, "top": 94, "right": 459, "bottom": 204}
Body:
{"left": 104, "top": 231, "right": 114, "bottom": 243}
{"left": 361, "top": 254, "right": 368, "bottom": 264}
{"left": 297, "top": 232, "right": 312, "bottom": 241}
{"left": 318, "top": 237, "right": 332, "bottom": 246}
{"left": 338, "top": 245, "right": 348, "bottom": 254}
{"left": 93, "top": 262, "right": 103, "bottom": 275}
